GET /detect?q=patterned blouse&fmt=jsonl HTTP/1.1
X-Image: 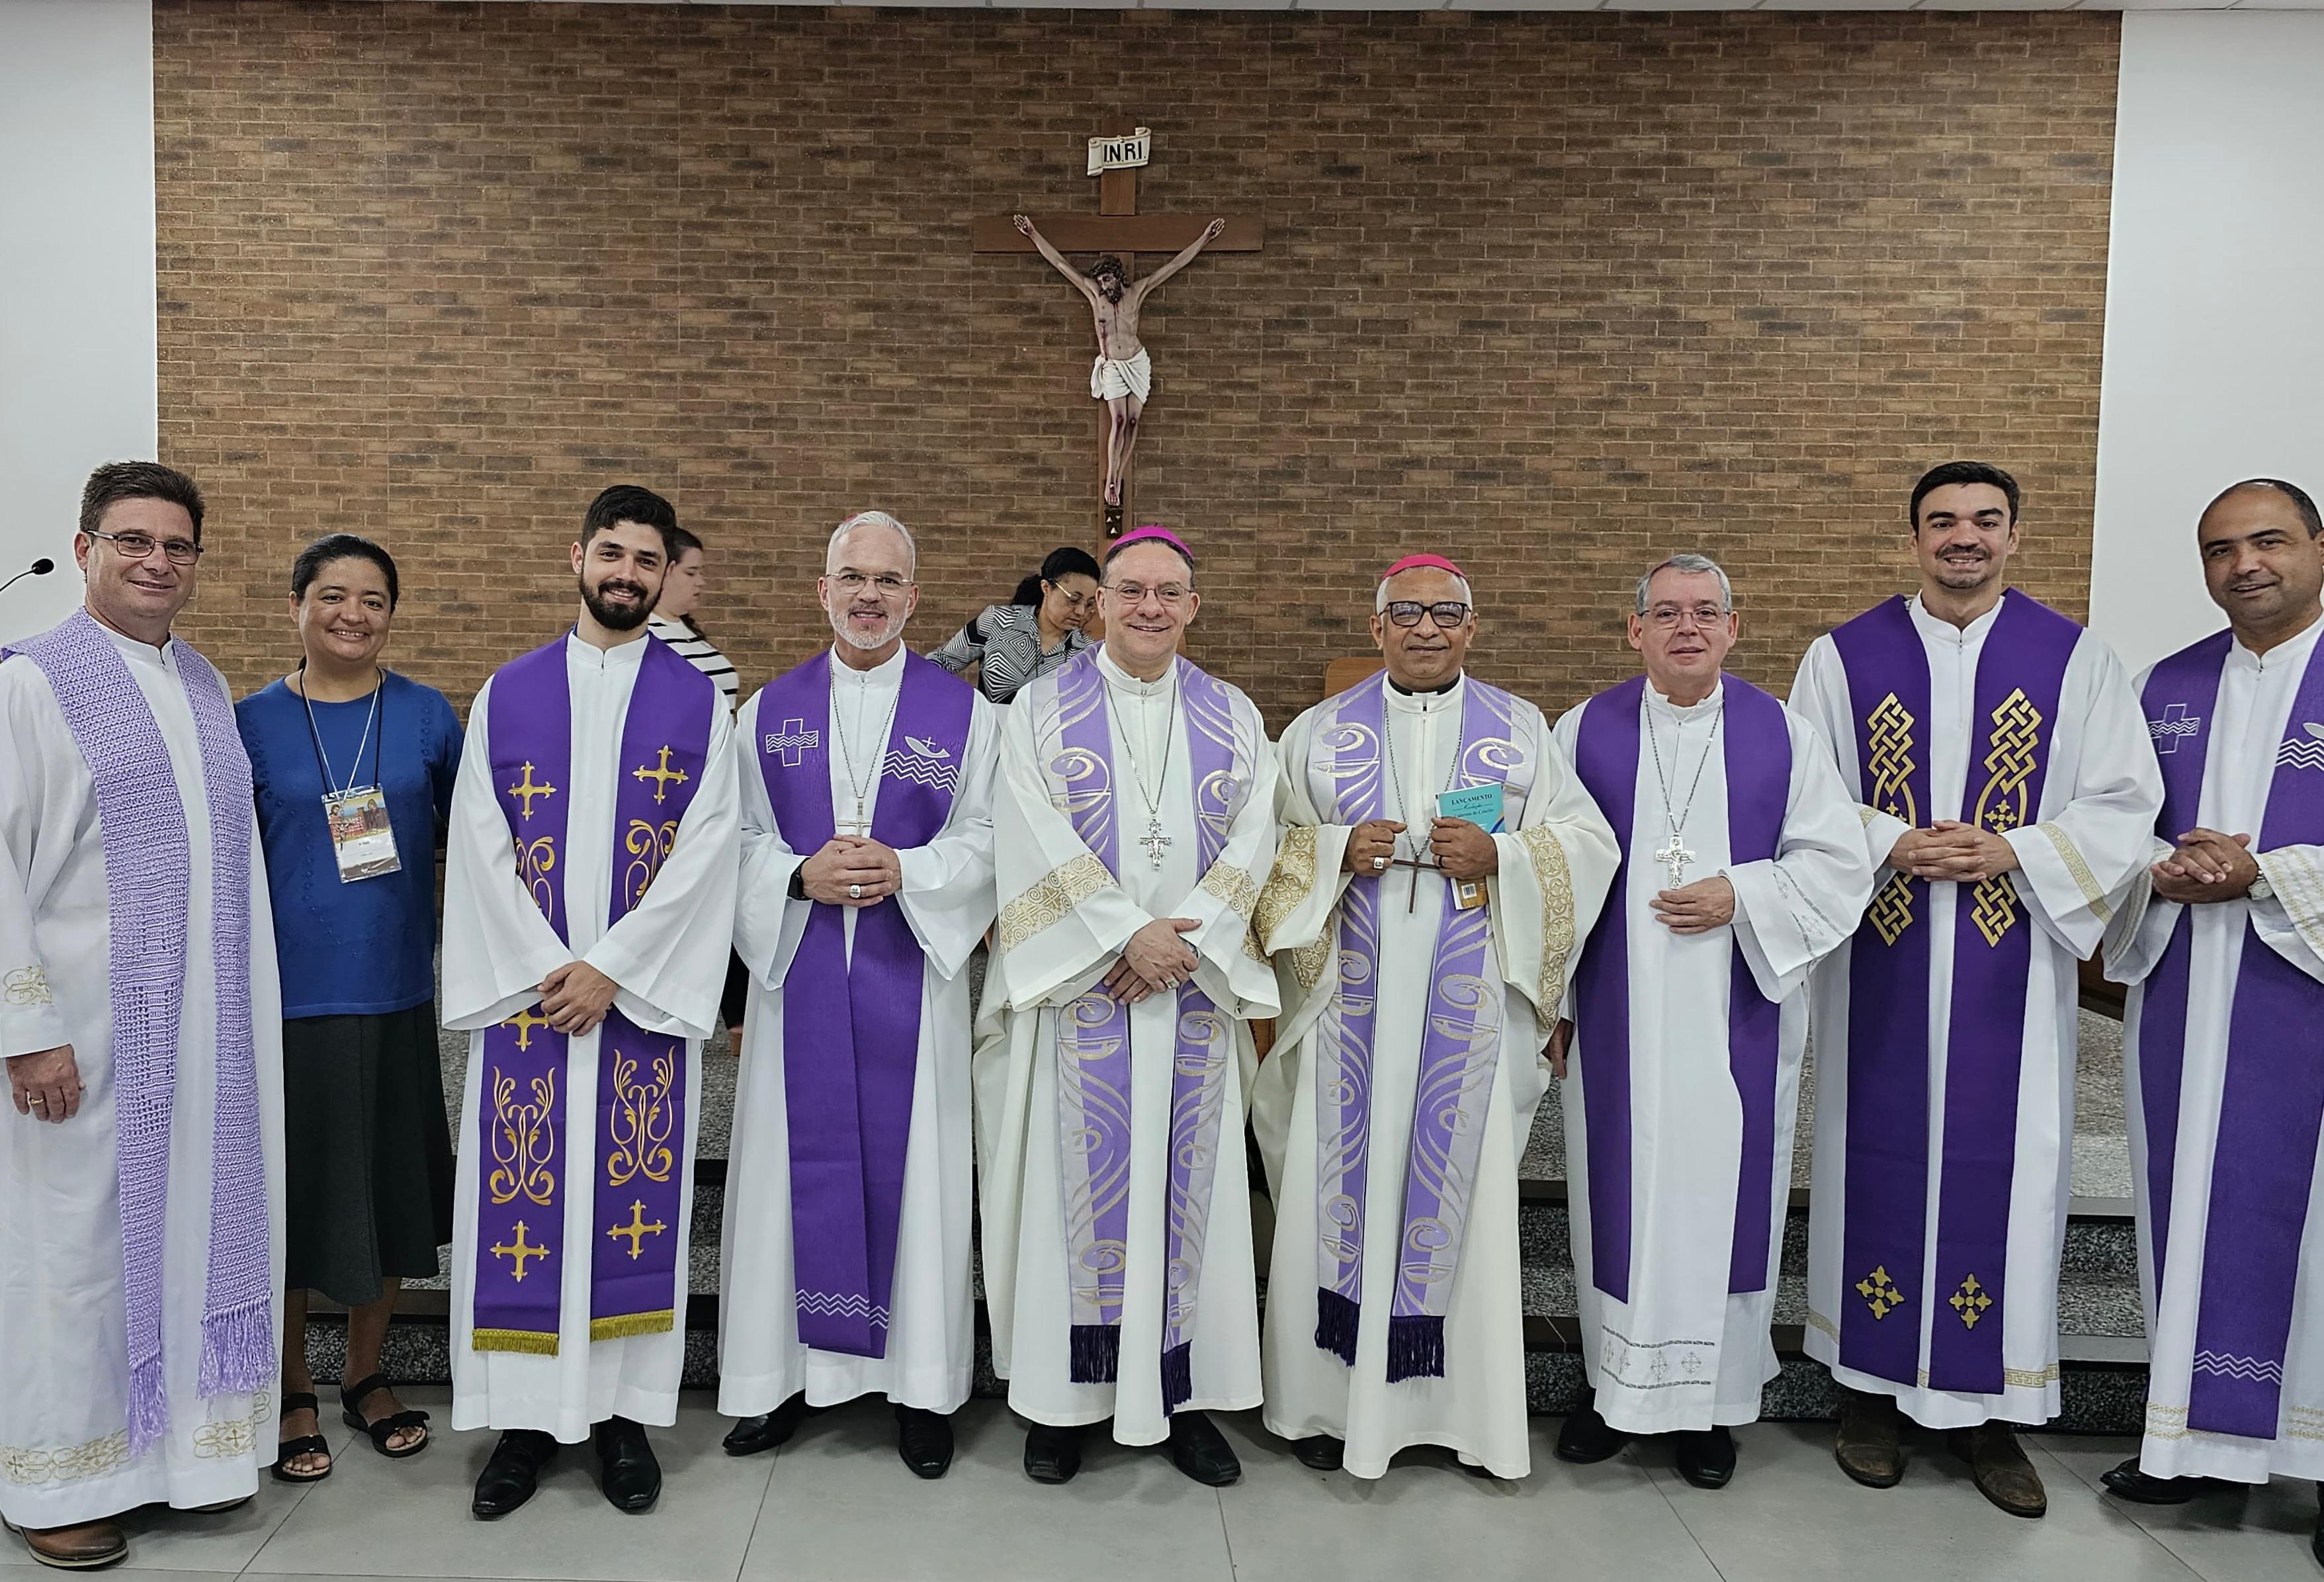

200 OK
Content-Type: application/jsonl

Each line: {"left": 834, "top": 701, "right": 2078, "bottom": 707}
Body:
{"left": 929, "top": 602, "right": 1092, "bottom": 703}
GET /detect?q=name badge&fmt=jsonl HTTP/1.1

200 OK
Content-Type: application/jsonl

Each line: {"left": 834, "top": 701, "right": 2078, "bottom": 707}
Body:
{"left": 322, "top": 787, "right": 402, "bottom": 883}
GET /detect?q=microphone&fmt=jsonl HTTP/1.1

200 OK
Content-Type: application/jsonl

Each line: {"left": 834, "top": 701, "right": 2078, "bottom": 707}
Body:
{"left": 0, "top": 558, "right": 56, "bottom": 597}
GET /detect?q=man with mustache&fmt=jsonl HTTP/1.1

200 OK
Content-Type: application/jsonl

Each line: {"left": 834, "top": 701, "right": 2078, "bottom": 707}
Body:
{"left": 441, "top": 486, "right": 740, "bottom": 1518}
{"left": 2102, "top": 479, "right": 2324, "bottom": 1567}
{"left": 718, "top": 511, "right": 998, "bottom": 1480}
{"left": 1015, "top": 214, "right": 1226, "bottom": 517}
{"left": 977, "top": 525, "right": 1279, "bottom": 1486}
{"left": 1250, "top": 553, "right": 1619, "bottom": 1481}
{"left": 1788, "top": 462, "right": 2161, "bottom": 1515}
{"left": 0, "top": 464, "right": 283, "bottom": 1569}
{"left": 1549, "top": 554, "right": 1872, "bottom": 1490}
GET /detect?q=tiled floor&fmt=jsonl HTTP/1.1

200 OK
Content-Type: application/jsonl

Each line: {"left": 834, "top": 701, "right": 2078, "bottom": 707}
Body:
{"left": 15, "top": 1391, "right": 2312, "bottom": 1582}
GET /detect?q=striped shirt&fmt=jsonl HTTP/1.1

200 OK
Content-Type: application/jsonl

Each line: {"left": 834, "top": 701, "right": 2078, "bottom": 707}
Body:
{"left": 928, "top": 602, "right": 1092, "bottom": 703}
{"left": 649, "top": 615, "right": 739, "bottom": 711}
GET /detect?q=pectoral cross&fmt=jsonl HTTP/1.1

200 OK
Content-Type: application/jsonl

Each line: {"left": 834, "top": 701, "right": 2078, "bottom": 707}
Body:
{"left": 1653, "top": 833, "right": 1695, "bottom": 887}
{"left": 1139, "top": 818, "right": 1173, "bottom": 870}
{"left": 838, "top": 799, "right": 871, "bottom": 838}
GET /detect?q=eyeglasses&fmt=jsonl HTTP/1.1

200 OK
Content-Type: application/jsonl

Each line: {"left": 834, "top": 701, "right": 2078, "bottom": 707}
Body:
{"left": 87, "top": 528, "right": 202, "bottom": 566}
{"left": 829, "top": 571, "right": 911, "bottom": 596}
{"left": 1644, "top": 603, "right": 1728, "bottom": 629}
{"left": 1383, "top": 600, "right": 1471, "bottom": 629}
{"left": 1051, "top": 587, "right": 1094, "bottom": 611}
{"left": 1107, "top": 582, "right": 1190, "bottom": 607}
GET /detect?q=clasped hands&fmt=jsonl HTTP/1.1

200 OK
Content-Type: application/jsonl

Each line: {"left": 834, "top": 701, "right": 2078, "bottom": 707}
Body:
{"left": 2151, "top": 828, "right": 2259, "bottom": 904}
{"left": 1887, "top": 820, "right": 2021, "bottom": 885}
{"left": 1342, "top": 818, "right": 1498, "bottom": 882}
{"left": 800, "top": 836, "right": 904, "bottom": 907}
{"left": 1103, "top": 917, "right": 1201, "bottom": 1005}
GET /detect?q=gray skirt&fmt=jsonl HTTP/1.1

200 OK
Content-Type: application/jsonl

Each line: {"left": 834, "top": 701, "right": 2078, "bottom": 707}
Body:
{"left": 281, "top": 1001, "right": 456, "bottom": 1305}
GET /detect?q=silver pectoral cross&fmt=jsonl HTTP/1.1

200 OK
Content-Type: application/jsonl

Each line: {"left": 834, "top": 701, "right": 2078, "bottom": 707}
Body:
{"left": 837, "top": 797, "right": 871, "bottom": 837}
{"left": 1139, "top": 818, "right": 1174, "bottom": 870}
{"left": 1653, "top": 833, "right": 1695, "bottom": 887}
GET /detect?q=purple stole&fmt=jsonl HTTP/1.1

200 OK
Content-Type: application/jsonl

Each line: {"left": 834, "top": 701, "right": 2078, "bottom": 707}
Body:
{"left": 1828, "top": 593, "right": 2079, "bottom": 1393}
{"left": 1039, "top": 650, "right": 1248, "bottom": 1412}
{"left": 1302, "top": 674, "right": 1535, "bottom": 1381}
{"left": 1570, "top": 676, "right": 1791, "bottom": 1302}
{"left": 2135, "top": 629, "right": 2324, "bottom": 1439}
{"left": 754, "top": 650, "right": 973, "bottom": 1359}
{"left": 470, "top": 633, "right": 716, "bottom": 1354}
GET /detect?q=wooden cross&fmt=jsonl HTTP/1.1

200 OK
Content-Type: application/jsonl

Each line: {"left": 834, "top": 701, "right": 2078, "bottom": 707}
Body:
{"left": 492, "top": 1220, "right": 551, "bottom": 1282}
{"left": 973, "top": 146, "right": 1262, "bottom": 541}
{"left": 630, "top": 744, "right": 689, "bottom": 805}
{"left": 606, "top": 1200, "right": 667, "bottom": 1260}
{"left": 500, "top": 1006, "right": 552, "bottom": 1052}
{"left": 506, "top": 761, "right": 557, "bottom": 818}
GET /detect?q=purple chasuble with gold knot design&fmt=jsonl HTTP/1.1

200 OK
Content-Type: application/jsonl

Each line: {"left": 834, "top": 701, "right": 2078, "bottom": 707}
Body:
{"left": 470, "top": 633, "right": 715, "bottom": 1354}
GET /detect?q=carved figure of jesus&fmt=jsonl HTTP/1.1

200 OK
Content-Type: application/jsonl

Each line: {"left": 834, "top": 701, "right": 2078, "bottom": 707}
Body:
{"left": 1015, "top": 213, "right": 1225, "bottom": 508}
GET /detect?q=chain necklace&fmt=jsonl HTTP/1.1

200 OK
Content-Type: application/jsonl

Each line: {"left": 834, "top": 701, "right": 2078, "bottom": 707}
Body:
{"left": 1107, "top": 668, "right": 1182, "bottom": 869}
{"left": 828, "top": 662, "right": 902, "bottom": 836}
{"left": 1645, "top": 691, "right": 1724, "bottom": 887}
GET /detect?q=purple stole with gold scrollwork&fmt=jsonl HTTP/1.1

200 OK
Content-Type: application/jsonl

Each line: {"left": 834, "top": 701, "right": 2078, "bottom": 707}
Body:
{"left": 1569, "top": 676, "right": 1791, "bottom": 1304}
{"left": 1829, "top": 593, "right": 2079, "bottom": 1394}
{"left": 1039, "top": 649, "right": 1246, "bottom": 1412}
{"left": 1303, "top": 673, "right": 1534, "bottom": 1380}
{"left": 2135, "top": 629, "right": 2324, "bottom": 1438}
{"left": 755, "top": 649, "right": 973, "bottom": 1359}
{"left": 470, "top": 633, "right": 714, "bottom": 1354}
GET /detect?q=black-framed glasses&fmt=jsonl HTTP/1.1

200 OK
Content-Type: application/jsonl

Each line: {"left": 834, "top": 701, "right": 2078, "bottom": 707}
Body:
{"left": 85, "top": 527, "right": 202, "bottom": 566}
{"left": 1384, "top": 599, "right": 1470, "bottom": 629}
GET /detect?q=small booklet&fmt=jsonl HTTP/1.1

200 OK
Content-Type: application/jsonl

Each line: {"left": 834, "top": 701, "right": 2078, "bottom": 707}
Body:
{"left": 1434, "top": 783, "right": 1504, "bottom": 910}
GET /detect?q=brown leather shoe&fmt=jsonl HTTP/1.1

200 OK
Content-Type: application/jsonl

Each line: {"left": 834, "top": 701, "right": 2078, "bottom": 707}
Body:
{"left": 1833, "top": 1386, "right": 1904, "bottom": 1487}
{"left": 5, "top": 1518, "right": 129, "bottom": 1570}
{"left": 1950, "top": 1423, "right": 2047, "bottom": 1518}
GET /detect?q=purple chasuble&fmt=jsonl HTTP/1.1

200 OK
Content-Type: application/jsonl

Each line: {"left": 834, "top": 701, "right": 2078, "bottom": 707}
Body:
{"left": 470, "top": 633, "right": 715, "bottom": 1354}
{"left": 755, "top": 650, "right": 972, "bottom": 1359}
{"left": 3, "top": 611, "right": 273, "bottom": 1454}
{"left": 1302, "top": 673, "right": 1534, "bottom": 1380}
{"left": 1828, "top": 593, "right": 2079, "bottom": 1394}
{"left": 2135, "top": 629, "right": 2324, "bottom": 1438}
{"left": 1039, "top": 650, "right": 1248, "bottom": 1411}
{"left": 1569, "top": 676, "right": 1791, "bottom": 1303}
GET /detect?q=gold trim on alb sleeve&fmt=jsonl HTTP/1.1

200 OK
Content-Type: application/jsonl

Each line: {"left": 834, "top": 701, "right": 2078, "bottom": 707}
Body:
{"left": 997, "top": 852, "right": 1115, "bottom": 953}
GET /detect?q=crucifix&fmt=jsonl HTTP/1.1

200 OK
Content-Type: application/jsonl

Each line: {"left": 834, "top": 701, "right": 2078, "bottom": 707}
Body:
{"left": 1653, "top": 834, "right": 1696, "bottom": 887}
{"left": 1137, "top": 818, "right": 1174, "bottom": 870}
{"left": 973, "top": 128, "right": 1263, "bottom": 539}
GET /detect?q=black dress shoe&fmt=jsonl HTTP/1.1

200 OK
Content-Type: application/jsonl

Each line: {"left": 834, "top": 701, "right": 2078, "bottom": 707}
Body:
{"left": 593, "top": 1417, "right": 662, "bottom": 1514}
{"left": 1168, "top": 1411, "right": 1242, "bottom": 1487}
{"left": 1025, "top": 1423, "right": 1085, "bottom": 1485}
{"left": 1555, "top": 1391, "right": 1629, "bottom": 1464}
{"left": 723, "top": 1394, "right": 818, "bottom": 1458}
{"left": 472, "top": 1428, "right": 558, "bottom": 1519}
{"left": 1674, "top": 1427, "right": 1736, "bottom": 1490}
{"left": 895, "top": 1405, "right": 955, "bottom": 1480}
{"left": 1292, "top": 1435, "right": 1344, "bottom": 1471}
{"left": 2101, "top": 1456, "right": 2223, "bottom": 1505}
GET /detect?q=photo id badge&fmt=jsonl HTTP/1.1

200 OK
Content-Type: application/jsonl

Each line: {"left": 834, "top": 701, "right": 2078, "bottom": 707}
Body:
{"left": 322, "top": 787, "right": 402, "bottom": 883}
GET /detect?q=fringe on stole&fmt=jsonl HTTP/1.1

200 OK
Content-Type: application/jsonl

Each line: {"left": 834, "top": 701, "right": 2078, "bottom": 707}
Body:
{"left": 1386, "top": 1314, "right": 1446, "bottom": 1384}
{"left": 198, "top": 1297, "right": 278, "bottom": 1395}
{"left": 126, "top": 1354, "right": 169, "bottom": 1456}
{"left": 1070, "top": 1323, "right": 1121, "bottom": 1385}
{"left": 1314, "top": 1288, "right": 1361, "bottom": 1366}
{"left": 474, "top": 1328, "right": 562, "bottom": 1356}
{"left": 590, "top": 1309, "right": 675, "bottom": 1343}
{"left": 1162, "top": 1341, "right": 1194, "bottom": 1414}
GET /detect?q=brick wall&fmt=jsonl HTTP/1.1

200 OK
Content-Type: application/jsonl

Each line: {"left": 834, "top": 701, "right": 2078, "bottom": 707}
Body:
{"left": 154, "top": 1, "right": 2120, "bottom": 728}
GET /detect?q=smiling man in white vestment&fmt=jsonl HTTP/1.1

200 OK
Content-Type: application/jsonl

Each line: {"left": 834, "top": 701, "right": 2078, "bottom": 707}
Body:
{"left": 976, "top": 525, "right": 1280, "bottom": 1487}
{"left": 441, "top": 486, "right": 738, "bottom": 1519}
{"left": 0, "top": 463, "right": 284, "bottom": 1570}
{"left": 1789, "top": 462, "right": 2160, "bottom": 1516}
{"left": 1549, "top": 553, "right": 1872, "bottom": 1490}
{"left": 1250, "top": 552, "right": 1617, "bottom": 1481}
{"left": 718, "top": 511, "right": 996, "bottom": 1479}
{"left": 2102, "top": 479, "right": 2324, "bottom": 1570}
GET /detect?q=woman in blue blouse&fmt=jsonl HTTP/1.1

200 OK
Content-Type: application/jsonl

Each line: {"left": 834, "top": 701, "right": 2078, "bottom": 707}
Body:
{"left": 237, "top": 535, "right": 460, "bottom": 1483}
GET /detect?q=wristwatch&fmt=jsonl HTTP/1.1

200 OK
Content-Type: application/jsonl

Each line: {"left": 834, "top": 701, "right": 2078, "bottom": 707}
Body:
{"left": 787, "top": 867, "right": 808, "bottom": 901}
{"left": 2248, "top": 870, "right": 2274, "bottom": 903}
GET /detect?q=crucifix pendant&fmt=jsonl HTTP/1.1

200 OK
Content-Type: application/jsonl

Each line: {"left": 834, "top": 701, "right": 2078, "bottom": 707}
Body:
{"left": 1653, "top": 834, "right": 1694, "bottom": 887}
{"left": 838, "top": 797, "right": 870, "bottom": 837}
{"left": 1139, "top": 817, "right": 1173, "bottom": 870}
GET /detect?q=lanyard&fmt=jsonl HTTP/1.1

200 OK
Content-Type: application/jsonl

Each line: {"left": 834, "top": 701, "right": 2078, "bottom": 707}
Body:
{"left": 298, "top": 665, "right": 386, "bottom": 796}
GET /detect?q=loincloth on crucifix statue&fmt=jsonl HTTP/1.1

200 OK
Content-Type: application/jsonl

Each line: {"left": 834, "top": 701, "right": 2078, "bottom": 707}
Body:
{"left": 1090, "top": 349, "right": 1152, "bottom": 402}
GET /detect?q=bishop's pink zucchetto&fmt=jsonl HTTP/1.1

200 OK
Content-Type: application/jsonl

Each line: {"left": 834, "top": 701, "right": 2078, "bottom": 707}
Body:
{"left": 1380, "top": 552, "right": 1466, "bottom": 582}
{"left": 1106, "top": 523, "right": 1195, "bottom": 564}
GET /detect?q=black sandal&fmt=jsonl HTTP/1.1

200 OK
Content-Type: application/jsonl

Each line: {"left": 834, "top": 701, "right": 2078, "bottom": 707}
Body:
{"left": 272, "top": 1391, "right": 333, "bottom": 1483}
{"left": 341, "top": 1372, "right": 431, "bottom": 1460}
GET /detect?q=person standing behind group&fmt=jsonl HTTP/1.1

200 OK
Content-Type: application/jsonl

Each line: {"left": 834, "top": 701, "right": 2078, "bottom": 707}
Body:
{"left": 236, "top": 535, "right": 462, "bottom": 1485}
{"left": 929, "top": 546, "right": 1099, "bottom": 703}
{"left": 648, "top": 525, "right": 739, "bottom": 713}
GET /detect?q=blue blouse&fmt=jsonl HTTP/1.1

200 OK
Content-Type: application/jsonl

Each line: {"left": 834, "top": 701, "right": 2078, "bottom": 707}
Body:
{"left": 237, "top": 672, "right": 462, "bottom": 1019}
